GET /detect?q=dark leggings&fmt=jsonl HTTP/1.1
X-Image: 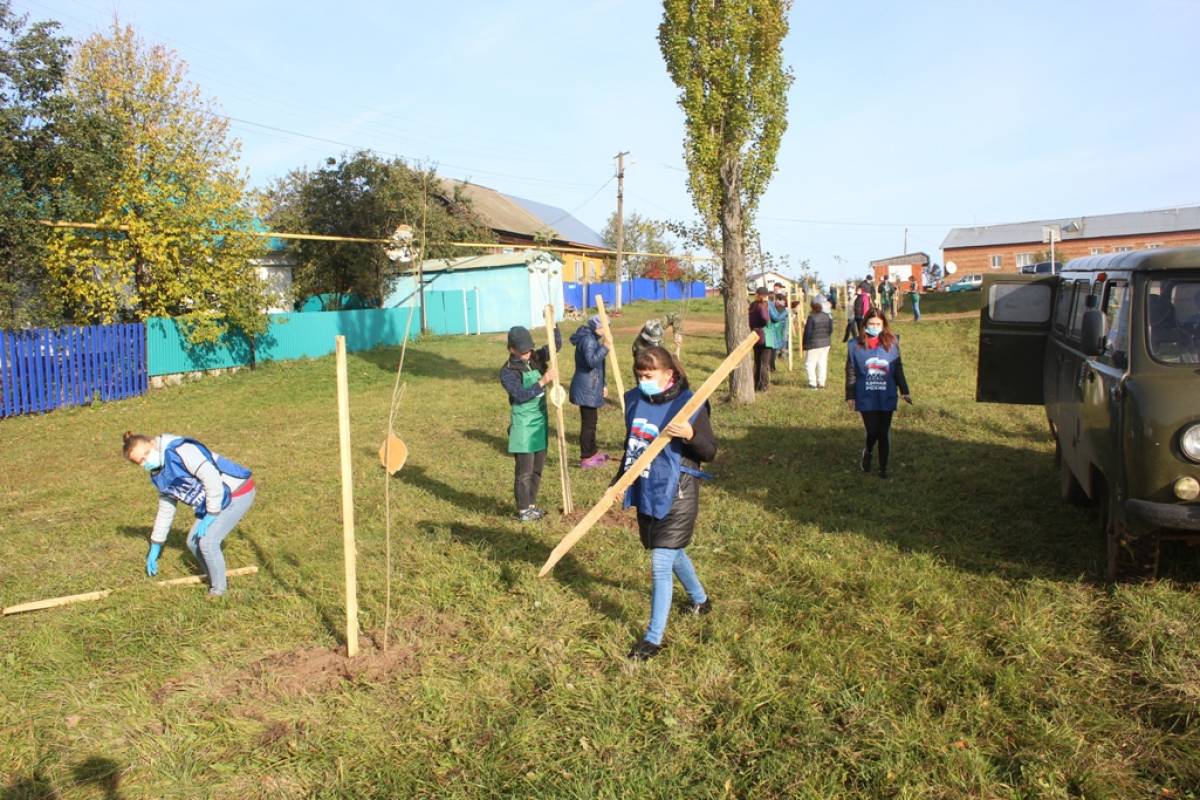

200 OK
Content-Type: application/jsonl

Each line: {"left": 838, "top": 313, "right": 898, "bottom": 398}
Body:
{"left": 860, "top": 411, "right": 894, "bottom": 469}
{"left": 753, "top": 345, "right": 770, "bottom": 391}
{"left": 513, "top": 450, "right": 547, "bottom": 510}
{"left": 579, "top": 406, "right": 599, "bottom": 459}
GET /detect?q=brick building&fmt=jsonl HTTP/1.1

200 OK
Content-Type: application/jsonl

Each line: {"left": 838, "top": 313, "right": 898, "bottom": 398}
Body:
{"left": 870, "top": 252, "right": 930, "bottom": 292}
{"left": 941, "top": 206, "right": 1200, "bottom": 276}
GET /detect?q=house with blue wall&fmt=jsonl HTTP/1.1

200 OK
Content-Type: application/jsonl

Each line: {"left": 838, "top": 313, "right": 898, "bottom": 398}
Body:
{"left": 385, "top": 251, "right": 564, "bottom": 335}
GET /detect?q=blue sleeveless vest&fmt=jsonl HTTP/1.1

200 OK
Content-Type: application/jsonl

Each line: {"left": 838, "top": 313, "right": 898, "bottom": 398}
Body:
{"left": 149, "top": 436, "right": 252, "bottom": 517}
{"left": 849, "top": 339, "right": 902, "bottom": 412}
{"left": 620, "top": 387, "right": 706, "bottom": 519}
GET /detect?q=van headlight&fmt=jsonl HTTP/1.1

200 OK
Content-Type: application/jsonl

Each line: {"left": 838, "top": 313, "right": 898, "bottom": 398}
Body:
{"left": 1183, "top": 424, "right": 1200, "bottom": 463}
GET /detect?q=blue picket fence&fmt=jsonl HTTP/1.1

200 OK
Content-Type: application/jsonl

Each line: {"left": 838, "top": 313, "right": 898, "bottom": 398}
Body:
{"left": 563, "top": 278, "right": 706, "bottom": 310}
{"left": 0, "top": 323, "right": 147, "bottom": 418}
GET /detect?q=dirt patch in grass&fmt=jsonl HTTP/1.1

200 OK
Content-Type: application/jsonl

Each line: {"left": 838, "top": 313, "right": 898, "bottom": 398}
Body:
{"left": 232, "top": 634, "right": 419, "bottom": 698}
{"left": 561, "top": 505, "right": 639, "bottom": 531}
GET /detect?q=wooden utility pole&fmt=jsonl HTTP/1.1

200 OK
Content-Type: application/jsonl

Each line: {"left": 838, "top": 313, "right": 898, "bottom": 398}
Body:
{"left": 613, "top": 151, "right": 628, "bottom": 311}
{"left": 335, "top": 336, "right": 359, "bottom": 658}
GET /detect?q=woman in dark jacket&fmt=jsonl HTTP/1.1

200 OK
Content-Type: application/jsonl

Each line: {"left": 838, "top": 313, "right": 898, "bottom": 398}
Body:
{"left": 845, "top": 308, "right": 911, "bottom": 479}
{"left": 569, "top": 316, "right": 612, "bottom": 468}
{"left": 748, "top": 286, "right": 771, "bottom": 392}
{"left": 802, "top": 298, "right": 834, "bottom": 388}
{"left": 616, "top": 346, "right": 717, "bottom": 661}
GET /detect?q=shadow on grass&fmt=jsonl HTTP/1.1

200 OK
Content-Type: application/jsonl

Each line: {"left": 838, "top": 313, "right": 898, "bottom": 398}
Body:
{"left": 718, "top": 423, "right": 1113, "bottom": 581}
{"left": 462, "top": 428, "right": 510, "bottom": 455}
{"left": 2, "top": 756, "right": 124, "bottom": 800}
{"left": 418, "top": 520, "right": 632, "bottom": 626}
{"left": 353, "top": 344, "right": 499, "bottom": 383}
{"left": 402, "top": 465, "right": 513, "bottom": 517}
{"left": 240, "top": 529, "right": 344, "bottom": 645}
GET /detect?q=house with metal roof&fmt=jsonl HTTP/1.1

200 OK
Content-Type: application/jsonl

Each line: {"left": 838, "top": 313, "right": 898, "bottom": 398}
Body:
{"left": 941, "top": 206, "right": 1200, "bottom": 276}
{"left": 870, "top": 252, "right": 930, "bottom": 292}
{"left": 435, "top": 180, "right": 608, "bottom": 284}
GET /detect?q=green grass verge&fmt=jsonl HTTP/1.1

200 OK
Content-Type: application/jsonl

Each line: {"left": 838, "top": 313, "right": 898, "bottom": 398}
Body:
{"left": 2, "top": 304, "right": 1198, "bottom": 799}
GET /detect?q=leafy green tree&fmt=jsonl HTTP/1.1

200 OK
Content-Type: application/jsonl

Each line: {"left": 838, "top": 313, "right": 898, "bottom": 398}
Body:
{"left": 659, "top": 0, "right": 793, "bottom": 401}
{"left": 263, "top": 152, "right": 494, "bottom": 309}
{"left": 0, "top": 1, "right": 74, "bottom": 327}
{"left": 44, "top": 22, "right": 269, "bottom": 346}
{"left": 601, "top": 211, "right": 674, "bottom": 280}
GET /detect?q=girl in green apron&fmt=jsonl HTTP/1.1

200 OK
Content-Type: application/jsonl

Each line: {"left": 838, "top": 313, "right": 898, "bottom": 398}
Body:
{"left": 499, "top": 325, "right": 561, "bottom": 521}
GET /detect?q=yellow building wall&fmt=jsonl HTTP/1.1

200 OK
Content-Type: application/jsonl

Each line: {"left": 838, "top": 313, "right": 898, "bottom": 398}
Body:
{"left": 562, "top": 253, "right": 606, "bottom": 282}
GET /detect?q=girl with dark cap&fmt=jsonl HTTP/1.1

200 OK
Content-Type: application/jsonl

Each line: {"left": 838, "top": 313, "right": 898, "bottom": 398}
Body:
{"left": 616, "top": 346, "right": 717, "bottom": 661}
{"left": 500, "top": 324, "right": 560, "bottom": 521}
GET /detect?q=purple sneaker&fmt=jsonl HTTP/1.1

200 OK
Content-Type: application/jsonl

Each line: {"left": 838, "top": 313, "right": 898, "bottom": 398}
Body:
{"left": 580, "top": 453, "right": 609, "bottom": 469}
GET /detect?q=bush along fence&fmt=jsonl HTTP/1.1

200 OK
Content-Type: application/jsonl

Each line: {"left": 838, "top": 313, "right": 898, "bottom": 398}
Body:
{"left": 0, "top": 323, "right": 147, "bottom": 418}
{"left": 563, "top": 278, "right": 706, "bottom": 311}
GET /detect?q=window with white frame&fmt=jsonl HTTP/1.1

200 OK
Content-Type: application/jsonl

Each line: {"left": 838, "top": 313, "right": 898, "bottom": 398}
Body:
{"left": 1113, "top": 245, "right": 1133, "bottom": 252}
{"left": 1146, "top": 243, "right": 1162, "bottom": 249}
{"left": 1090, "top": 247, "right": 1103, "bottom": 255}
{"left": 1015, "top": 253, "right": 1035, "bottom": 268}
{"left": 990, "top": 254, "right": 1003, "bottom": 270}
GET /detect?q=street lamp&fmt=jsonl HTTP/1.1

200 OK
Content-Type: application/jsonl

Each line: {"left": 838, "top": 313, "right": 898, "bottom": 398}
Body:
{"left": 1042, "top": 225, "right": 1061, "bottom": 272}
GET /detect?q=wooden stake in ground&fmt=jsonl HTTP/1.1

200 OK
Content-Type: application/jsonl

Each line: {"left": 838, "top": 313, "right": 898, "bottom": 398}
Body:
{"left": 786, "top": 284, "right": 794, "bottom": 371}
{"left": 538, "top": 332, "right": 759, "bottom": 577}
{"left": 544, "top": 304, "right": 574, "bottom": 515}
{"left": 595, "top": 295, "right": 625, "bottom": 416}
{"left": 334, "top": 336, "right": 359, "bottom": 658}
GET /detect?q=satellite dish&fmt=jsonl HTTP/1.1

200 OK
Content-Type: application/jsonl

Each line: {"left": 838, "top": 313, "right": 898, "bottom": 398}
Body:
{"left": 945, "top": 261, "right": 958, "bottom": 275}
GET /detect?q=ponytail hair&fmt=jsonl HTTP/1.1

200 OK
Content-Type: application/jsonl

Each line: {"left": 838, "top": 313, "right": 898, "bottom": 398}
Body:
{"left": 122, "top": 430, "right": 152, "bottom": 457}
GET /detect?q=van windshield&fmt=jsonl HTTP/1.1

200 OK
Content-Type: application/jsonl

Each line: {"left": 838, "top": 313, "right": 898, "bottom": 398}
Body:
{"left": 1147, "top": 278, "right": 1200, "bottom": 364}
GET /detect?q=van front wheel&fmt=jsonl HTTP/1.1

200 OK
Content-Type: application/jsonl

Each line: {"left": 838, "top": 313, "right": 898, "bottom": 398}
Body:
{"left": 1103, "top": 490, "right": 1159, "bottom": 582}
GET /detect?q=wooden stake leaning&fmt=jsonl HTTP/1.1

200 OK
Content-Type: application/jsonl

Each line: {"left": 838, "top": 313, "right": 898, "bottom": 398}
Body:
{"left": 3, "top": 567, "right": 260, "bottom": 616}
{"left": 544, "top": 304, "right": 574, "bottom": 515}
{"left": 595, "top": 295, "right": 625, "bottom": 416}
{"left": 786, "top": 284, "right": 794, "bottom": 371}
{"left": 538, "top": 332, "right": 759, "bottom": 577}
{"left": 334, "top": 336, "right": 359, "bottom": 658}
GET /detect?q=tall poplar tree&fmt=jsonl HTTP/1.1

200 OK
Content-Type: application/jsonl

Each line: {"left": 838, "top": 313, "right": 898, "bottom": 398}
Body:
{"left": 659, "top": 0, "right": 793, "bottom": 401}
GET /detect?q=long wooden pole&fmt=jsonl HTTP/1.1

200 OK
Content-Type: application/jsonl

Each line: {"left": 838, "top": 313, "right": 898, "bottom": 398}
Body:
{"left": 539, "top": 333, "right": 759, "bottom": 577}
{"left": 786, "top": 284, "right": 794, "bottom": 371}
{"left": 595, "top": 296, "right": 625, "bottom": 416}
{"left": 2, "top": 567, "right": 260, "bottom": 615}
{"left": 335, "top": 336, "right": 359, "bottom": 658}
{"left": 543, "top": 305, "right": 574, "bottom": 514}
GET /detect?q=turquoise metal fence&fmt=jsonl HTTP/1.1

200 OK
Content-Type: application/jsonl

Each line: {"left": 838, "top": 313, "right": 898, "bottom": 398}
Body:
{"left": 146, "top": 307, "right": 419, "bottom": 376}
{"left": 424, "top": 289, "right": 482, "bottom": 335}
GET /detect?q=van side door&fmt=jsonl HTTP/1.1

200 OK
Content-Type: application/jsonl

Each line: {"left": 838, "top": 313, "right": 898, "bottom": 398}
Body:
{"left": 1079, "top": 277, "right": 1131, "bottom": 499}
{"left": 976, "top": 275, "right": 1058, "bottom": 404}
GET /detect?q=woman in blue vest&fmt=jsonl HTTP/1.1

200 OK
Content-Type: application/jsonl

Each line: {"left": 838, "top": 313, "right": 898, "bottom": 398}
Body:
{"left": 617, "top": 346, "right": 718, "bottom": 661}
{"left": 844, "top": 309, "right": 912, "bottom": 479}
{"left": 123, "top": 431, "right": 256, "bottom": 596}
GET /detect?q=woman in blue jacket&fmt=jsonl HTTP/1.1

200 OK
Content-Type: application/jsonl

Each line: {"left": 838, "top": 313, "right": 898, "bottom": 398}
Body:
{"left": 569, "top": 315, "right": 613, "bottom": 469}
{"left": 616, "top": 346, "right": 718, "bottom": 661}
{"left": 123, "top": 431, "right": 256, "bottom": 596}
{"left": 845, "top": 309, "right": 912, "bottom": 479}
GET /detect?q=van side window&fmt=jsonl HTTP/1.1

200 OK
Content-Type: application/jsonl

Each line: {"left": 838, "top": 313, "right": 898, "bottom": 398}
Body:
{"left": 1102, "top": 281, "right": 1129, "bottom": 359}
{"left": 1067, "top": 280, "right": 1090, "bottom": 339}
{"left": 988, "top": 283, "right": 1052, "bottom": 324}
{"left": 1053, "top": 283, "right": 1075, "bottom": 332}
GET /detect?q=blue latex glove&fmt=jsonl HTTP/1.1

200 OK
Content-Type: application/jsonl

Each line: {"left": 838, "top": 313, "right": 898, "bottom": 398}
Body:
{"left": 146, "top": 542, "right": 163, "bottom": 577}
{"left": 192, "top": 513, "right": 217, "bottom": 541}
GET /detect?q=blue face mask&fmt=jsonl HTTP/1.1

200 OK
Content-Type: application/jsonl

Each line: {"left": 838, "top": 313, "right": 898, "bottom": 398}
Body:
{"left": 142, "top": 450, "right": 161, "bottom": 472}
{"left": 865, "top": 325, "right": 883, "bottom": 337}
{"left": 638, "top": 379, "right": 662, "bottom": 397}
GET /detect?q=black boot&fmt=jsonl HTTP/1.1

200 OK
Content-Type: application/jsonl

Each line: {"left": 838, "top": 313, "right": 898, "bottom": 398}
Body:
{"left": 860, "top": 448, "right": 872, "bottom": 473}
{"left": 627, "top": 639, "right": 662, "bottom": 661}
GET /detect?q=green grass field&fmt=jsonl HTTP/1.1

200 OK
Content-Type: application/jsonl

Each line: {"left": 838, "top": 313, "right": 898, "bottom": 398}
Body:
{"left": 2, "top": 302, "right": 1198, "bottom": 799}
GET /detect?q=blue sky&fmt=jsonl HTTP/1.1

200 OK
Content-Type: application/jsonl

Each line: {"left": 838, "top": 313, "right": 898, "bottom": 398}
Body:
{"left": 16, "top": 0, "right": 1200, "bottom": 282}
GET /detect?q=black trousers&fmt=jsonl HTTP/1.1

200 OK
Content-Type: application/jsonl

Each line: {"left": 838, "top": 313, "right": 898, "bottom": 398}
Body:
{"left": 753, "top": 345, "right": 770, "bottom": 391}
{"left": 579, "top": 406, "right": 599, "bottom": 459}
{"left": 513, "top": 450, "right": 547, "bottom": 510}
{"left": 860, "top": 411, "right": 894, "bottom": 469}
{"left": 768, "top": 348, "right": 778, "bottom": 372}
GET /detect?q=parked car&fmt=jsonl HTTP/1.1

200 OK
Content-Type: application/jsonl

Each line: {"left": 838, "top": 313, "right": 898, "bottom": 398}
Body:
{"left": 1018, "top": 261, "right": 1064, "bottom": 275}
{"left": 976, "top": 247, "right": 1200, "bottom": 579}
{"left": 947, "top": 273, "right": 984, "bottom": 292}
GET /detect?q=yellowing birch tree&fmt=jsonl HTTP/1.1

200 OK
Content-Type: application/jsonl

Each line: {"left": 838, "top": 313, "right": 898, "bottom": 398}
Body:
{"left": 46, "top": 23, "right": 267, "bottom": 344}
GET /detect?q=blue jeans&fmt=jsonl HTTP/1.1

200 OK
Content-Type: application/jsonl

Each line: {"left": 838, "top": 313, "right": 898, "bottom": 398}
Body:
{"left": 645, "top": 547, "right": 707, "bottom": 646}
{"left": 185, "top": 488, "right": 255, "bottom": 594}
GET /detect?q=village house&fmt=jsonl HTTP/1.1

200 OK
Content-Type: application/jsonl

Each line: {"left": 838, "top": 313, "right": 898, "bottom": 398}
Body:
{"left": 870, "top": 252, "right": 930, "bottom": 292}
